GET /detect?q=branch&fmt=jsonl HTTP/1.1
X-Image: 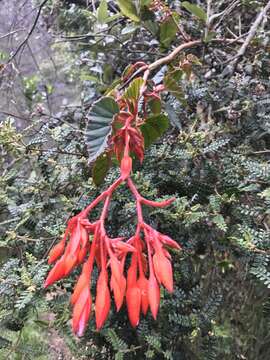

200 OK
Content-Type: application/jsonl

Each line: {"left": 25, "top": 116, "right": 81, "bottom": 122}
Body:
{"left": 227, "top": 0, "right": 270, "bottom": 74}
{"left": 0, "top": 28, "right": 25, "bottom": 40}
{"left": 7, "top": 0, "right": 49, "bottom": 64}
{"left": 119, "top": 37, "right": 244, "bottom": 90}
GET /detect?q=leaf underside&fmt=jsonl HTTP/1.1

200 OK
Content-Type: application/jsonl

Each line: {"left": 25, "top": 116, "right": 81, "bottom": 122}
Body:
{"left": 85, "top": 97, "right": 119, "bottom": 163}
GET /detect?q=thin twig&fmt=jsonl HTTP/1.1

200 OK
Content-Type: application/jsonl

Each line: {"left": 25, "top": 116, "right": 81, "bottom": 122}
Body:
{"left": 0, "top": 28, "right": 25, "bottom": 40}
{"left": 7, "top": 0, "right": 49, "bottom": 63}
{"left": 228, "top": 0, "right": 270, "bottom": 73}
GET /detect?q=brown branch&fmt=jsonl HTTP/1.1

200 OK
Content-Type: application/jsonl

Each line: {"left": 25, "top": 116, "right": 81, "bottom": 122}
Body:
{"left": 119, "top": 37, "right": 244, "bottom": 90}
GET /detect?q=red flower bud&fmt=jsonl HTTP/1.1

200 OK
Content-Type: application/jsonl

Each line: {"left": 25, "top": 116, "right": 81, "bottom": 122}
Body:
{"left": 137, "top": 275, "right": 149, "bottom": 315}
{"left": 95, "top": 271, "right": 111, "bottom": 330}
{"left": 71, "top": 272, "right": 89, "bottom": 305}
{"left": 126, "top": 285, "right": 141, "bottom": 327}
{"left": 69, "top": 222, "right": 82, "bottom": 254}
{"left": 80, "top": 226, "right": 89, "bottom": 248}
{"left": 159, "top": 234, "right": 181, "bottom": 250}
{"left": 148, "top": 274, "right": 160, "bottom": 319}
{"left": 110, "top": 273, "right": 126, "bottom": 311}
{"left": 64, "top": 253, "right": 78, "bottom": 275}
{"left": 44, "top": 257, "right": 65, "bottom": 288}
{"left": 48, "top": 240, "right": 65, "bottom": 264}
{"left": 153, "top": 251, "right": 173, "bottom": 293}
{"left": 72, "top": 287, "right": 92, "bottom": 336}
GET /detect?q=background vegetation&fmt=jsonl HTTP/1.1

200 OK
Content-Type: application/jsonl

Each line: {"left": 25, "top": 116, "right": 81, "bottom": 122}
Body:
{"left": 0, "top": 0, "right": 270, "bottom": 359}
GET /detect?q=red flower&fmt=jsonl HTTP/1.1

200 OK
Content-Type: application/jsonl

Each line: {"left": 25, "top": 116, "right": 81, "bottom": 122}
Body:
{"left": 72, "top": 286, "right": 92, "bottom": 337}
{"left": 153, "top": 250, "right": 173, "bottom": 293}
{"left": 148, "top": 273, "right": 160, "bottom": 320}
{"left": 126, "top": 285, "right": 141, "bottom": 327}
{"left": 137, "top": 274, "right": 149, "bottom": 315}
{"left": 48, "top": 239, "right": 65, "bottom": 264}
{"left": 44, "top": 257, "right": 66, "bottom": 288}
{"left": 95, "top": 271, "right": 111, "bottom": 330}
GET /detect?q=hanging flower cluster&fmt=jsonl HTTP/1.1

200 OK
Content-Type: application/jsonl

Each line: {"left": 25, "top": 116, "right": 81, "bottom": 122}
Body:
{"left": 44, "top": 63, "right": 181, "bottom": 336}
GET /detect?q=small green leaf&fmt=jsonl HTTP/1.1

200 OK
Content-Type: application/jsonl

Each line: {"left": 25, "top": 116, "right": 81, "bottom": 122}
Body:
{"left": 85, "top": 97, "right": 119, "bottom": 162}
{"left": 204, "top": 31, "right": 217, "bottom": 43}
{"left": 92, "top": 154, "right": 110, "bottom": 186}
{"left": 117, "top": 0, "right": 140, "bottom": 22}
{"left": 160, "top": 15, "right": 178, "bottom": 48}
{"left": 141, "top": 114, "right": 169, "bottom": 148}
{"left": 212, "top": 215, "right": 227, "bottom": 232}
{"left": 124, "top": 77, "right": 144, "bottom": 101}
{"left": 140, "top": 0, "right": 152, "bottom": 6}
{"left": 97, "top": 0, "right": 108, "bottom": 23}
{"left": 182, "top": 1, "right": 207, "bottom": 22}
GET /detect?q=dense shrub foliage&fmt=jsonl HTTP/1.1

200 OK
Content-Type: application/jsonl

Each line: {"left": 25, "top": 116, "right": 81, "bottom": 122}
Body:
{"left": 0, "top": 0, "right": 270, "bottom": 359}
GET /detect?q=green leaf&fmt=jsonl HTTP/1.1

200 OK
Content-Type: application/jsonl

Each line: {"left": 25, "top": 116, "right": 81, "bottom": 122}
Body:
{"left": 164, "top": 72, "right": 185, "bottom": 101}
{"left": 204, "top": 31, "right": 217, "bottom": 43}
{"left": 140, "top": 0, "right": 152, "bottom": 6}
{"left": 182, "top": 1, "right": 207, "bottom": 22}
{"left": 124, "top": 77, "right": 144, "bottom": 101}
{"left": 117, "top": 0, "right": 140, "bottom": 22}
{"left": 97, "top": 0, "right": 108, "bottom": 23}
{"left": 149, "top": 98, "right": 161, "bottom": 114}
{"left": 92, "top": 154, "right": 110, "bottom": 186}
{"left": 160, "top": 16, "right": 178, "bottom": 48}
{"left": 212, "top": 215, "right": 227, "bottom": 232}
{"left": 141, "top": 114, "right": 169, "bottom": 148}
{"left": 85, "top": 97, "right": 119, "bottom": 162}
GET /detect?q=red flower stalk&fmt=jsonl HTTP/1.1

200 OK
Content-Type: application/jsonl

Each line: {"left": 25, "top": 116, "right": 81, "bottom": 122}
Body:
{"left": 44, "top": 68, "right": 181, "bottom": 336}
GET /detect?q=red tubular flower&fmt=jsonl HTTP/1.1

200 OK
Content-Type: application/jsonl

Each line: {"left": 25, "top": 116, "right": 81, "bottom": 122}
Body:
{"left": 48, "top": 240, "right": 65, "bottom": 264}
{"left": 159, "top": 234, "right": 181, "bottom": 250}
{"left": 71, "top": 271, "right": 89, "bottom": 305}
{"left": 110, "top": 272, "right": 126, "bottom": 312}
{"left": 137, "top": 274, "right": 149, "bottom": 315}
{"left": 126, "top": 285, "right": 141, "bottom": 327}
{"left": 72, "top": 286, "right": 92, "bottom": 337}
{"left": 64, "top": 253, "right": 78, "bottom": 275}
{"left": 153, "top": 250, "right": 173, "bottom": 293}
{"left": 95, "top": 271, "right": 111, "bottom": 330}
{"left": 44, "top": 257, "right": 66, "bottom": 288}
{"left": 148, "top": 273, "right": 160, "bottom": 320}
{"left": 78, "top": 245, "right": 88, "bottom": 264}
{"left": 69, "top": 221, "right": 83, "bottom": 254}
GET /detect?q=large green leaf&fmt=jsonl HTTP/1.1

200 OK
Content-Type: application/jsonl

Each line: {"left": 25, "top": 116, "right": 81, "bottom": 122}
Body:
{"left": 182, "top": 2, "right": 207, "bottom": 22}
{"left": 160, "top": 15, "right": 178, "bottom": 48}
{"left": 92, "top": 154, "right": 110, "bottom": 186}
{"left": 85, "top": 97, "right": 119, "bottom": 162}
{"left": 141, "top": 114, "right": 169, "bottom": 148}
{"left": 117, "top": 0, "right": 140, "bottom": 22}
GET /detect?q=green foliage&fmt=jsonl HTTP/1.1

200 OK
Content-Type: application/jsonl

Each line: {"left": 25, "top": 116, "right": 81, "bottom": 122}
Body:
{"left": 141, "top": 114, "right": 169, "bottom": 148}
{"left": 1, "top": 0, "right": 270, "bottom": 359}
{"left": 182, "top": 2, "right": 207, "bottom": 22}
